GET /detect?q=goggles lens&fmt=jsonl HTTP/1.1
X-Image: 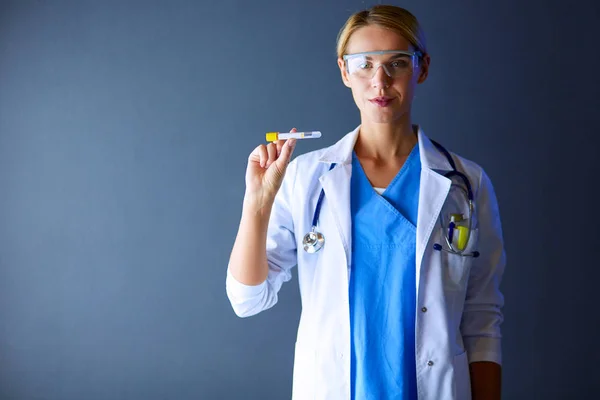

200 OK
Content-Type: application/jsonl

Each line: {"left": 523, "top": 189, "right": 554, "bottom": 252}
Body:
{"left": 343, "top": 50, "right": 421, "bottom": 79}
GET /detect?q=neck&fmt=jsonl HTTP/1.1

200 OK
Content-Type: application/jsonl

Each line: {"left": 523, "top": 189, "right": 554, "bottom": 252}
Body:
{"left": 355, "top": 118, "right": 418, "bottom": 162}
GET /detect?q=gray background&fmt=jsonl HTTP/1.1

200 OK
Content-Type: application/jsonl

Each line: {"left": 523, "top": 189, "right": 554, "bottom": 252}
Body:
{"left": 0, "top": 0, "right": 598, "bottom": 399}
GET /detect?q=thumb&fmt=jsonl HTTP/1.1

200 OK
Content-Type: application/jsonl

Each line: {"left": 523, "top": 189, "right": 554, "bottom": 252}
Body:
{"left": 274, "top": 138, "right": 297, "bottom": 168}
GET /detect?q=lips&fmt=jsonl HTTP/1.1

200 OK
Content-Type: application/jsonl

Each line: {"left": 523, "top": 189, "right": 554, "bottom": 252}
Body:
{"left": 369, "top": 96, "right": 395, "bottom": 107}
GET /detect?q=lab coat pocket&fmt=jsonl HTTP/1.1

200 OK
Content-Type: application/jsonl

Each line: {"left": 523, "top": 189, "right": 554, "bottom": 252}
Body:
{"left": 443, "top": 228, "right": 478, "bottom": 292}
{"left": 453, "top": 350, "right": 472, "bottom": 400}
{"left": 292, "top": 342, "right": 315, "bottom": 399}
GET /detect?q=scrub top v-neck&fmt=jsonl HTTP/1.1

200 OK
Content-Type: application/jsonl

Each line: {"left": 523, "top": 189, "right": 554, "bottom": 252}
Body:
{"left": 349, "top": 144, "right": 421, "bottom": 400}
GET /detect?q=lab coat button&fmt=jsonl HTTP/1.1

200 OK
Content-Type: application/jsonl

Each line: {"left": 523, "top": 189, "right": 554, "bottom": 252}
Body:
{"left": 421, "top": 307, "right": 427, "bottom": 313}
{"left": 427, "top": 360, "right": 434, "bottom": 366}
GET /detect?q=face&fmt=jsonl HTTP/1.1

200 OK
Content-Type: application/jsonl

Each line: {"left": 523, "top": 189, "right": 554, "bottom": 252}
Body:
{"left": 337, "top": 25, "right": 430, "bottom": 125}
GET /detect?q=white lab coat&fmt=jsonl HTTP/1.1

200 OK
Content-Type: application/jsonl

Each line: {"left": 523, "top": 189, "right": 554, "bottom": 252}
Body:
{"left": 226, "top": 125, "right": 505, "bottom": 400}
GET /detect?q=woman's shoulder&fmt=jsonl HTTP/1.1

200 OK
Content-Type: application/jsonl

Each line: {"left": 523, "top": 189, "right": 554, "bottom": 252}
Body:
{"left": 290, "top": 147, "right": 330, "bottom": 168}
{"left": 449, "top": 151, "right": 483, "bottom": 176}
{"left": 286, "top": 147, "right": 335, "bottom": 192}
{"left": 445, "top": 149, "right": 496, "bottom": 199}
{"left": 288, "top": 127, "right": 358, "bottom": 175}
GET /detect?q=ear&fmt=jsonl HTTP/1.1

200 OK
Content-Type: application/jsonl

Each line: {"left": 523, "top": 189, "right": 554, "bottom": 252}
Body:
{"left": 337, "top": 57, "right": 351, "bottom": 88}
{"left": 417, "top": 53, "right": 430, "bottom": 84}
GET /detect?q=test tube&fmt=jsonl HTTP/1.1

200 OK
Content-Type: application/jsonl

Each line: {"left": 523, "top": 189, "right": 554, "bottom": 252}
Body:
{"left": 266, "top": 131, "right": 322, "bottom": 142}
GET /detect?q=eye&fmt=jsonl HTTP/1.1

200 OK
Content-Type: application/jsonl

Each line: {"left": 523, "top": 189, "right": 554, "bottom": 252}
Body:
{"left": 390, "top": 60, "right": 409, "bottom": 68}
{"left": 358, "top": 61, "right": 372, "bottom": 69}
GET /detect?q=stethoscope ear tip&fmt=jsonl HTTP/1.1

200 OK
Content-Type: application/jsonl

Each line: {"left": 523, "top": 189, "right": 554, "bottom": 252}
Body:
{"left": 433, "top": 243, "right": 442, "bottom": 251}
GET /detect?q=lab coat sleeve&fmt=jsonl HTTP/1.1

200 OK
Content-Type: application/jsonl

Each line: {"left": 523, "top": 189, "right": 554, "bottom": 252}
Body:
{"left": 226, "top": 159, "right": 299, "bottom": 318}
{"left": 460, "top": 168, "right": 506, "bottom": 365}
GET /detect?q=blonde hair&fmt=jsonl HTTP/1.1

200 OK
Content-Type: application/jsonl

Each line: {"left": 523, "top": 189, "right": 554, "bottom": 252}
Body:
{"left": 336, "top": 5, "right": 427, "bottom": 58}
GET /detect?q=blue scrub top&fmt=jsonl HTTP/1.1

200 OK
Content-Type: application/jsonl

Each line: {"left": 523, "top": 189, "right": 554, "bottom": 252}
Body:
{"left": 349, "top": 145, "right": 421, "bottom": 400}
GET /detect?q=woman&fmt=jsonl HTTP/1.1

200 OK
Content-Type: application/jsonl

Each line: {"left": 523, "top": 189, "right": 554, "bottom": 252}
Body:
{"left": 226, "top": 5, "right": 505, "bottom": 400}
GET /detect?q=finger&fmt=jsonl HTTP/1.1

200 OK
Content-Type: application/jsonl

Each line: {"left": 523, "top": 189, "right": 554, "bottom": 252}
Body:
{"left": 251, "top": 145, "right": 268, "bottom": 168}
{"left": 275, "top": 140, "right": 285, "bottom": 157}
{"left": 276, "top": 128, "right": 296, "bottom": 157}
{"left": 266, "top": 142, "right": 277, "bottom": 168}
{"left": 276, "top": 138, "right": 297, "bottom": 167}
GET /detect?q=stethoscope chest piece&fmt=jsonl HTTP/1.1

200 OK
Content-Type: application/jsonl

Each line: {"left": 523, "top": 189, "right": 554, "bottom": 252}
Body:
{"left": 302, "top": 228, "right": 325, "bottom": 253}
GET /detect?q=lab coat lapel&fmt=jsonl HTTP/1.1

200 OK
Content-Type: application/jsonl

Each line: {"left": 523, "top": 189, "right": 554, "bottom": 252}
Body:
{"left": 415, "top": 170, "right": 450, "bottom": 286}
{"left": 415, "top": 128, "right": 453, "bottom": 293}
{"left": 319, "top": 164, "right": 352, "bottom": 272}
{"left": 317, "top": 126, "right": 359, "bottom": 274}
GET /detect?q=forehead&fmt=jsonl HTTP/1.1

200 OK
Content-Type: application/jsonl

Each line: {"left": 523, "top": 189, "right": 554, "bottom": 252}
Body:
{"left": 346, "top": 25, "right": 413, "bottom": 54}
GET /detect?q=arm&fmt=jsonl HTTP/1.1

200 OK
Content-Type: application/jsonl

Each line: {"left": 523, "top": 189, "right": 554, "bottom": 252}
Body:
{"left": 460, "top": 169, "right": 506, "bottom": 399}
{"left": 228, "top": 191, "right": 278, "bottom": 286}
{"left": 470, "top": 361, "right": 501, "bottom": 400}
{"left": 226, "top": 139, "right": 299, "bottom": 317}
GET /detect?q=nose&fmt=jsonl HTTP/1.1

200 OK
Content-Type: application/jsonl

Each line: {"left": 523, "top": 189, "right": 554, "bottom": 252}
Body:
{"left": 371, "top": 64, "right": 392, "bottom": 88}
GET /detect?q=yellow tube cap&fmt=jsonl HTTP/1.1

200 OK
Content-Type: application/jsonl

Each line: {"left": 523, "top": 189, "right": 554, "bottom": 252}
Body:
{"left": 265, "top": 132, "right": 278, "bottom": 142}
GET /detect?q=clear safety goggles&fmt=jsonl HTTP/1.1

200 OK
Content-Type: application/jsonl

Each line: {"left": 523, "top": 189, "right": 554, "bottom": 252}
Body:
{"left": 343, "top": 50, "right": 422, "bottom": 80}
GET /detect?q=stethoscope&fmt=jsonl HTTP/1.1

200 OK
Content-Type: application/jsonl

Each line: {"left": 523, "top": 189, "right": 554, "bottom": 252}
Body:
{"left": 302, "top": 162, "right": 336, "bottom": 253}
{"left": 430, "top": 140, "right": 480, "bottom": 258}
{"left": 302, "top": 141, "right": 479, "bottom": 258}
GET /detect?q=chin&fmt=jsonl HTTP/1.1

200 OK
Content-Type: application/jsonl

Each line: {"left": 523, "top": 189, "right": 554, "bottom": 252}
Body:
{"left": 364, "top": 109, "right": 405, "bottom": 124}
